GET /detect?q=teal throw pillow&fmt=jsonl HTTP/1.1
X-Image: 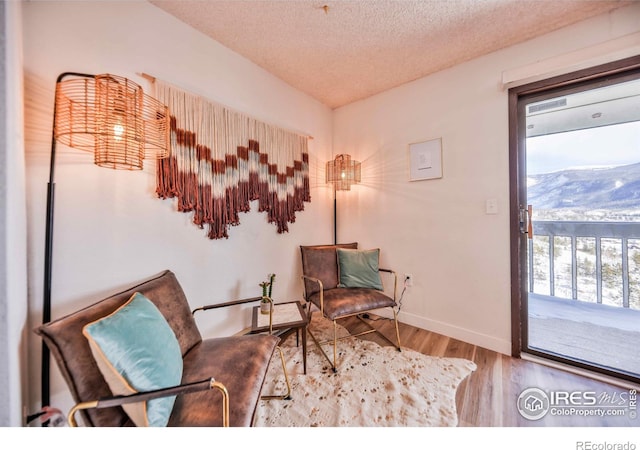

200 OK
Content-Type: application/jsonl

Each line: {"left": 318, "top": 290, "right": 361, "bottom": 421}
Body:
{"left": 83, "top": 292, "right": 183, "bottom": 427}
{"left": 337, "top": 248, "right": 383, "bottom": 290}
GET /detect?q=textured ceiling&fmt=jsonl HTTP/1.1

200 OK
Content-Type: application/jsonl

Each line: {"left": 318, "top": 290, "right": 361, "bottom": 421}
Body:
{"left": 149, "top": 0, "right": 632, "bottom": 109}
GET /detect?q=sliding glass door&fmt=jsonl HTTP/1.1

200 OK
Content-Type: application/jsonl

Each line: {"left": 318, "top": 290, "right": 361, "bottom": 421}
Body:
{"left": 510, "top": 57, "right": 640, "bottom": 383}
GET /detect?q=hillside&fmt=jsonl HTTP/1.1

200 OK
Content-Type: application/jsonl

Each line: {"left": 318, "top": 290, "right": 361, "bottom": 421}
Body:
{"left": 528, "top": 162, "right": 640, "bottom": 210}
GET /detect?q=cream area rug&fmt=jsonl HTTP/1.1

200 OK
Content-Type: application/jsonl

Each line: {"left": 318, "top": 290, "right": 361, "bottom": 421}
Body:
{"left": 253, "top": 315, "right": 477, "bottom": 427}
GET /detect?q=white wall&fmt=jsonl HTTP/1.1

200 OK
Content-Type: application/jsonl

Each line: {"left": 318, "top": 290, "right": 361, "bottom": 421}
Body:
{"left": 332, "top": 4, "right": 640, "bottom": 354}
{"left": 22, "top": 1, "right": 333, "bottom": 418}
{"left": 1, "top": 0, "right": 28, "bottom": 427}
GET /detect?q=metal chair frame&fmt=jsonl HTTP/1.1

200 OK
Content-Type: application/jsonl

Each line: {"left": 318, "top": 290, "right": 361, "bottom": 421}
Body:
{"left": 302, "top": 269, "right": 402, "bottom": 372}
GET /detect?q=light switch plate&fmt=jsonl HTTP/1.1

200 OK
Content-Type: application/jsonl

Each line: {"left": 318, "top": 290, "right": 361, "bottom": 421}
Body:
{"left": 485, "top": 198, "right": 498, "bottom": 215}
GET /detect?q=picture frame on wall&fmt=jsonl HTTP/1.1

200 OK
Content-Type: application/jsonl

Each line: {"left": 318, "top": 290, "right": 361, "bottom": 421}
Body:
{"left": 409, "top": 138, "right": 443, "bottom": 181}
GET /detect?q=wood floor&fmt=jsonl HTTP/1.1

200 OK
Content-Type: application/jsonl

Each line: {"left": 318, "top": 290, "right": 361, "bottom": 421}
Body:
{"left": 336, "top": 315, "right": 640, "bottom": 427}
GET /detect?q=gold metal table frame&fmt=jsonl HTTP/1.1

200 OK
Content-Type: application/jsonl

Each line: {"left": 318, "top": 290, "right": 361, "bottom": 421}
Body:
{"left": 250, "top": 300, "right": 308, "bottom": 375}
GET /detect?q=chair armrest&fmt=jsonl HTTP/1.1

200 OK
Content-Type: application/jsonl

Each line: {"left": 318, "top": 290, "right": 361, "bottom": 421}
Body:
{"left": 192, "top": 296, "right": 282, "bottom": 335}
{"left": 301, "top": 275, "right": 324, "bottom": 313}
{"left": 379, "top": 268, "right": 398, "bottom": 301}
{"left": 67, "top": 378, "right": 229, "bottom": 427}
{"left": 192, "top": 296, "right": 263, "bottom": 315}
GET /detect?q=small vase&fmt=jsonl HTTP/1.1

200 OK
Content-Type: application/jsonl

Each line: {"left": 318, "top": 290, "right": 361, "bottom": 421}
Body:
{"left": 260, "top": 299, "right": 271, "bottom": 315}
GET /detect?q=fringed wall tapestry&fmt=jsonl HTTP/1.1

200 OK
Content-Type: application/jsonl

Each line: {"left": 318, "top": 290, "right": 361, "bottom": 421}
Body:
{"left": 153, "top": 80, "right": 310, "bottom": 239}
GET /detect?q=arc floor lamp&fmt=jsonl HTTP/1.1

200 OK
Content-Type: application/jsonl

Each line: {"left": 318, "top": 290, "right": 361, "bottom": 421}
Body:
{"left": 40, "top": 72, "right": 170, "bottom": 416}
{"left": 326, "top": 154, "right": 361, "bottom": 244}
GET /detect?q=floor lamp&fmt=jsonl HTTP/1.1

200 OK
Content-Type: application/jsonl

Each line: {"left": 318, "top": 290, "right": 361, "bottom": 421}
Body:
{"left": 40, "top": 72, "right": 170, "bottom": 418}
{"left": 326, "top": 154, "right": 361, "bottom": 244}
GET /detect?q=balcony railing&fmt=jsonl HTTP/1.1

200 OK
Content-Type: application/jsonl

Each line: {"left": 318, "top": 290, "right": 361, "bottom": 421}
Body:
{"left": 528, "top": 220, "right": 640, "bottom": 308}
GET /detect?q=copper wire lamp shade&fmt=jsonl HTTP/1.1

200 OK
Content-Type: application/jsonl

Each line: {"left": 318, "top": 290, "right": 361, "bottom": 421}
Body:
{"left": 326, "top": 153, "right": 361, "bottom": 191}
{"left": 54, "top": 73, "right": 169, "bottom": 169}
{"left": 39, "top": 72, "right": 170, "bottom": 417}
{"left": 326, "top": 154, "right": 361, "bottom": 244}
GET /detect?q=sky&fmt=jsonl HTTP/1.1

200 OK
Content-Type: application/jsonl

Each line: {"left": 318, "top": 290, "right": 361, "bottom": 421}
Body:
{"left": 526, "top": 120, "right": 640, "bottom": 175}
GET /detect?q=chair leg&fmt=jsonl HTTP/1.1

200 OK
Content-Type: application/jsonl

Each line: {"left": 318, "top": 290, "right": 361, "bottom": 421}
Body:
{"left": 261, "top": 346, "right": 292, "bottom": 400}
{"left": 307, "top": 327, "right": 338, "bottom": 372}
{"left": 332, "top": 320, "right": 338, "bottom": 373}
{"left": 392, "top": 307, "right": 402, "bottom": 352}
{"left": 312, "top": 319, "right": 338, "bottom": 373}
{"left": 307, "top": 309, "right": 402, "bottom": 373}
{"left": 353, "top": 309, "right": 402, "bottom": 351}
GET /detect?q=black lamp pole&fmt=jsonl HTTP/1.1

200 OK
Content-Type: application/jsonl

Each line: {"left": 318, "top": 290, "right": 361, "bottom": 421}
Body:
{"left": 333, "top": 187, "right": 337, "bottom": 245}
{"left": 41, "top": 72, "right": 93, "bottom": 413}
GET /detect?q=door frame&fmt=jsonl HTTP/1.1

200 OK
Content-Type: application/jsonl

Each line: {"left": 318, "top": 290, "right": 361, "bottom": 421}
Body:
{"left": 509, "top": 55, "right": 640, "bottom": 380}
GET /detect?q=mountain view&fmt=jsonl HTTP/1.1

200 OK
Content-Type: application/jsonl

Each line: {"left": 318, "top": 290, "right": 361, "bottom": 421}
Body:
{"left": 528, "top": 162, "right": 640, "bottom": 213}
{"left": 527, "top": 162, "right": 640, "bottom": 310}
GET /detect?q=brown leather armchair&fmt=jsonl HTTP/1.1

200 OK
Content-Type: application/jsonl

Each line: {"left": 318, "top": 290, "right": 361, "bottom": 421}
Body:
{"left": 35, "top": 270, "right": 288, "bottom": 427}
{"left": 300, "top": 243, "right": 402, "bottom": 372}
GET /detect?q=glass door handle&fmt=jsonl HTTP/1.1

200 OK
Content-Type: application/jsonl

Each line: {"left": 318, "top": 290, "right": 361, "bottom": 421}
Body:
{"left": 519, "top": 205, "right": 533, "bottom": 239}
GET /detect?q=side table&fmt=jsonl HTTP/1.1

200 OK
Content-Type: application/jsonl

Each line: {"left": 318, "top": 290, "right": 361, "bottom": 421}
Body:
{"left": 250, "top": 300, "right": 308, "bottom": 374}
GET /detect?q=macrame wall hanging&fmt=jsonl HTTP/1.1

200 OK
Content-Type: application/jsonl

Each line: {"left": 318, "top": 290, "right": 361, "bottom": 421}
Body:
{"left": 153, "top": 79, "right": 311, "bottom": 239}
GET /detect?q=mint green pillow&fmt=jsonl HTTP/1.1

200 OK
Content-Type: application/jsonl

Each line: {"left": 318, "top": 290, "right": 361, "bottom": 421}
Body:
{"left": 337, "top": 248, "right": 383, "bottom": 290}
{"left": 83, "top": 292, "right": 183, "bottom": 427}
